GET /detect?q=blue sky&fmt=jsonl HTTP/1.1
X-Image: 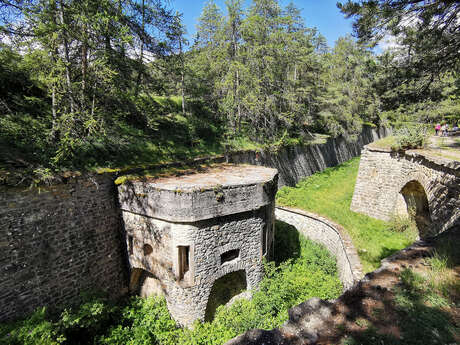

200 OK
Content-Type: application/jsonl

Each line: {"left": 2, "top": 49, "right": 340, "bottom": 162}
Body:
{"left": 168, "top": 0, "right": 354, "bottom": 48}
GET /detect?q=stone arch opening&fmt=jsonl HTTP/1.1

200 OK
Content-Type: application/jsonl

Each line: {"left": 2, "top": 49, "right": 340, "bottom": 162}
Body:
{"left": 204, "top": 270, "right": 247, "bottom": 322}
{"left": 398, "top": 180, "right": 432, "bottom": 238}
{"left": 129, "top": 267, "right": 165, "bottom": 297}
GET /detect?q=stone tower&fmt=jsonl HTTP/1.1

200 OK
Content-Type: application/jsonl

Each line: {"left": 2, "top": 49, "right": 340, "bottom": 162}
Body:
{"left": 118, "top": 164, "right": 278, "bottom": 326}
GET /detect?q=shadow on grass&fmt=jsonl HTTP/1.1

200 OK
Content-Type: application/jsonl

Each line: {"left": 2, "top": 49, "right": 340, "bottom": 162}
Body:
{"left": 327, "top": 229, "right": 460, "bottom": 345}
{"left": 340, "top": 272, "right": 457, "bottom": 345}
{"left": 273, "top": 220, "right": 301, "bottom": 265}
{"left": 358, "top": 246, "right": 403, "bottom": 270}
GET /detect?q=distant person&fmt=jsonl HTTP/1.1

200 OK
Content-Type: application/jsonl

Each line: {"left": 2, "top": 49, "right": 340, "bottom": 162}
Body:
{"left": 445, "top": 123, "right": 450, "bottom": 136}
{"left": 441, "top": 124, "right": 446, "bottom": 136}
{"left": 435, "top": 123, "right": 441, "bottom": 136}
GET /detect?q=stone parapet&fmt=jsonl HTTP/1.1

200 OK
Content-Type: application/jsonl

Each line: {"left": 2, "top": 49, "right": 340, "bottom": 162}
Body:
{"left": 351, "top": 146, "right": 460, "bottom": 237}
{"left": 118, "top": 164, "right": 278, "bottom": 222}
{"left": 275, "top": 207, "right": 363, "bottom": 290}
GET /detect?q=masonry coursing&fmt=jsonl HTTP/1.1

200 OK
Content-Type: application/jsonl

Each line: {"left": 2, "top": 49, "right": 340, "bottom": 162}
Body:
{"left": 351, "top": 146, "right": 460, "bottom": 237}
{"left": 0, "top": 175, "right": 127, "bottom": 322}
{"left": 1, "top": 126, "right": 387, "bottom": 323}
{"left": 275, "top": 207, "right": 363, "bottom": 290}
{"left": 229, "top": 126, "right": 391, "bottom": 188}
{"left": 118, "top": 166, "right": 278, "bottom": 326}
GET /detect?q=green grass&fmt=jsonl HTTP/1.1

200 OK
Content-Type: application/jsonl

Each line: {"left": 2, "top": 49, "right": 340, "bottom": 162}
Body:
{"left": 343, "top": 231, "right": 460, "bottom": 345}
{"left": 0, "top": 223, "right": 342, "bottom": 345}
{"left": 276, "top": 157, "right": 417, "bottom": 272}
{"left": 370, "top": 135, "right": 397, "bottom": 150}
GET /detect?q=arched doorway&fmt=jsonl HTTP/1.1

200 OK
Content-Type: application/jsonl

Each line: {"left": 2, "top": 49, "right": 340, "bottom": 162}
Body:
{"left": 129, "top": 267, "right": 164, "bottom": 297}
{"left": 204, "top": 270, "right": 247, "bottom": 321}
{"left": 397, "top": 180, "right": 432, "bottom": 238}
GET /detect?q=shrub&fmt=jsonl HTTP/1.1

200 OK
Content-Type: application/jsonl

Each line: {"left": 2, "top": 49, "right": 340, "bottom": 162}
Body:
{"left": 0, "top": 308, "right": 63, "bottom": 345}
{"left": 393, "top": 124, "right": 429, "bottom": 149}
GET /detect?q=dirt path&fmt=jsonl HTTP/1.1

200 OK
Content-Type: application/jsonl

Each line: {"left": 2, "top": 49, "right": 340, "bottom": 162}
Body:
{"left": 422, "top": 135, "right": 460, "bottom": 161}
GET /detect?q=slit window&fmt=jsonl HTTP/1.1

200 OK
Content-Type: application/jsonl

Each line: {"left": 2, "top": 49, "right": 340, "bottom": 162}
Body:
{"left": 128, "top": 235, "right": 133, "bottom": 255}
{"left": 262, "top": 228, "right": 267, "bottom": 255}
{"left": 178, "top": 246, "right": 190, "bottom": 280}
{"left": 220, "top": 249, "right": 240, "bottom": 264}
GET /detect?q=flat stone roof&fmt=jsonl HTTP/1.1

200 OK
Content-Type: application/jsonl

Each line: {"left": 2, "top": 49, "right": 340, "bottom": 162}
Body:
{"left": 118, "top": 164, "right": 279, "bottom": 222}
{"left": 149, "top": 164, "right": 278, "bottom": 191}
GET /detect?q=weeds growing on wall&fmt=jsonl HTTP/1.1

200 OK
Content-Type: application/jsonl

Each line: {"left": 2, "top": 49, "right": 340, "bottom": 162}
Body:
{"left": 393, "top": 124, "right": 430, "bottom": 150}
{"left": 0, "top": 224, "right": 342, "bottom": 345}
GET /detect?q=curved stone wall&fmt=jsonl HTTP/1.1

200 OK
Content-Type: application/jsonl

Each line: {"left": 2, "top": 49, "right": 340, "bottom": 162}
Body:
{"left": 275, "top": 207, "right": 363, "bottom": 290}
{"left": 351, "top": 146, "right": 460, "bottom": 237}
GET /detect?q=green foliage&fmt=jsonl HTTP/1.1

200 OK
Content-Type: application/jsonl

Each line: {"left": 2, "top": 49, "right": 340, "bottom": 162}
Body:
{"left": 0, "top": 308, "right": 63, "bottom": 345}
{"left": 390, "top": 269, "right": 457, "bottom": 344}
{"left": 276, "top": 157, "right": 415, "bottom": 272}
{"left": 318, "top": 36, "right": 380, "bottom": 138}
{"left": 0, "top": 0, "right": 458, "bottom": 180}
{"left": 387, "top": 214, "right": 417, "bottom": 237}
{"left": 393, "top": 124, "right": 429, "bottom": 150}
{"left": 189, "top": 0, "right": 378, "bottom": 144}
{"left": 99, "top": 297, "right": 180, "bottom": 345}
{"left": 338, "top": 1, "right": 460, "bottom": 79}
{"left": 0, "top": 228, "right": 342, "bottom": 345}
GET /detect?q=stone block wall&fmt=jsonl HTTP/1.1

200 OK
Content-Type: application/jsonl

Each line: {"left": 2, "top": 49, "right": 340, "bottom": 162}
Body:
{"left": 351, "top": 146, "right": 460, "bottom": 237}
{"left": 229, "top": 126, "right": 390, "bottom": 188}
{"left": 275, "top": 207, "right": 363, "bottom": 290}
{"left": 0, "top": 175, "right": 128, "bottom": 322}
{"left": 118, "top": 165, "right": 278, "bottom": 327}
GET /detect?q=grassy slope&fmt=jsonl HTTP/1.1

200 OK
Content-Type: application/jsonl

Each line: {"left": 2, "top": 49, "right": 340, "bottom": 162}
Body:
{"left": 276, "top": 157, "right": 416, "bottom": 272}
{"left": 342, "top": 230, "right": 460, "bottom": 345}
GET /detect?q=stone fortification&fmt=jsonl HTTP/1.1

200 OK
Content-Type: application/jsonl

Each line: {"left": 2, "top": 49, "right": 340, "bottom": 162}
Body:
{"left": 229, "top": 126, "right": 390, "bottom": 188}
{"left": 118, "top": 165, "right": 278, "bottom": 327}
{"left": 275, "top": 207, "right": 363, "bottom": 290}
{"left": 351, "top": 146, "right": 460, "bottom": 237}
{"left": 0, "top": 175, "right": 127, "bottom": 322}
{"left": 0, "top": 125, "right": 388, "bottom": 324}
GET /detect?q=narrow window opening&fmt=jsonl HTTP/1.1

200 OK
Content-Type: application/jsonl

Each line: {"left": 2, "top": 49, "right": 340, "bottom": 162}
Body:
{"left": 128, "top": 235, "right": 134, "bottom": 255}
{"left": 262, "top": 227, "right": 267, "bottom": 255}
{"left": 221, "top": 249, "right": 240, "bottom": 264}
{"left": 178, "top": 246, "right": 190, "bottom": 280}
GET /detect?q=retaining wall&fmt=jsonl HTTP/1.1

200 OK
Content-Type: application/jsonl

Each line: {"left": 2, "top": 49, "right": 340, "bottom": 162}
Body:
{"left": 0, "top": 175, "right": 128, "bottom": 322}
{"left": 229, "top": 126, "right": 390, "bottom": 187}
{"left": 275, "top": 207, "right": 363, "bottom": 290}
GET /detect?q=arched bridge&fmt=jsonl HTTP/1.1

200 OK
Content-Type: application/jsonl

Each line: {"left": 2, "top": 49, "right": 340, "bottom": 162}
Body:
{"left": 351, "top": 145, "right": 460, "bottom": 238}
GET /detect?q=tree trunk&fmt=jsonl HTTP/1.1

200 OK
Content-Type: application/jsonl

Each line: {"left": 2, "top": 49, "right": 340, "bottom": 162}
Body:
{"left": 134, "top": 0, "right": 145, "bottom": 97}
{"left": 81, "top": 15, "right": 88, "bottom": 108}
{"left": 59, "top": 0, "right": 75, "bottom": 114}
{"left": 179, "top": 38, "right": 186, "bottom": 116}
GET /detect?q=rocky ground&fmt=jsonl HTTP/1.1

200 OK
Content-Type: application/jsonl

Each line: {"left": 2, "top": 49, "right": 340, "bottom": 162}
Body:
{"left": 227, "top": 228, "right": 460, "bottom": 345}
